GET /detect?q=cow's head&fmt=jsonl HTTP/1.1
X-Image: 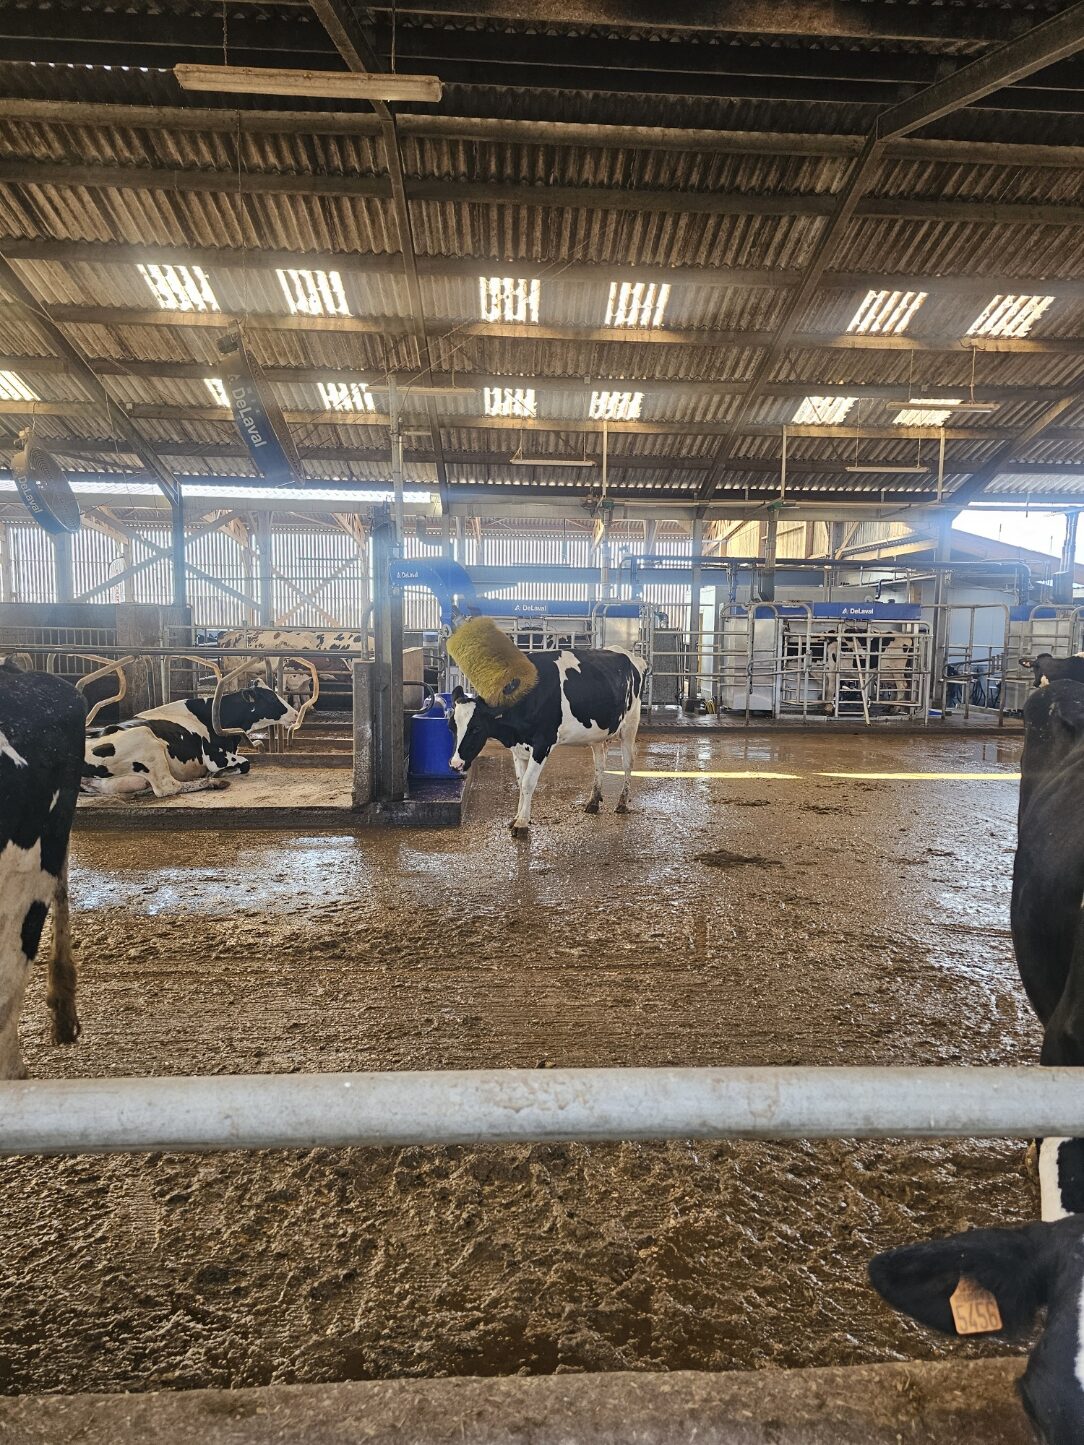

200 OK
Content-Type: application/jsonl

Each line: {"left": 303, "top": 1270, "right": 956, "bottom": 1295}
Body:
{"left": 871, "top": 1217, "right": 1084, "bottom": 1443}
{"left": 1023, "top": 653, "right": 1084, "bottom": 688}
{"left": 219, "top": 684, "right": 299, "bottom": 734}
{"left": 447, "top": 684, "right": 489, "bottom": 773}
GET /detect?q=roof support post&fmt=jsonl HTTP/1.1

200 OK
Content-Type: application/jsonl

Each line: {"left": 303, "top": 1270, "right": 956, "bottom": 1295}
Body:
{"left": 170, "top": 497, "right": 187, "bottom": 614}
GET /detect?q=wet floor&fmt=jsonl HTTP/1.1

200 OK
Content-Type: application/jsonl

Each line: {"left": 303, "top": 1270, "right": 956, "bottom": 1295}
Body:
{"left": 0, "top": 730, "right": 1036, "bottom": 1392}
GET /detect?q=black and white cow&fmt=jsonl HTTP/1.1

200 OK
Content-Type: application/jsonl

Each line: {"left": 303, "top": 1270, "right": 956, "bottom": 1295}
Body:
{"left": 448, "top": 646, "right": 645, "bottom": 837}
{"left": 0, "top": 659, "right": 85, "bottom": 1078}
{"left": 81, "top": 685, "right": 298, "bottom": 798}
{"left": 1023, "top": 652, "right": 1084, "bottom": 688}
{"left": 870, "top": 668, "right": 1084, "bottom": 1441}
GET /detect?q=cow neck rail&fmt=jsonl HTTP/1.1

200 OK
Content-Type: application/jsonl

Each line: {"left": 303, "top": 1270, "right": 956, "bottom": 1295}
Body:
{"left": 1, "top": 1067, "right": 1083, "bottom": 1155}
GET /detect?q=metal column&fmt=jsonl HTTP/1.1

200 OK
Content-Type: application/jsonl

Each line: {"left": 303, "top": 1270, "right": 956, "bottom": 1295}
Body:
{"left": 761, "top": 511, "right": 779, "bottom": 603}
{"left": 1055, "top": 510, "right": 1080, "bottom": 604}
{"left": 685, "top": 517, "right": 704, "bottom": 710}
{"left": 371, "top": 509, "right": 405, "bottom": 804}
{"left": 255, "top": 511, "right": 274, "bottom": 626}
{"left": 170, "top": 497, "right": 187, "bottom": 612}
{"left": 930, "top": 513, "right": 952, "bottom": 712}
{"left": 52, "top": 532, "right": 74, "bottom": 603}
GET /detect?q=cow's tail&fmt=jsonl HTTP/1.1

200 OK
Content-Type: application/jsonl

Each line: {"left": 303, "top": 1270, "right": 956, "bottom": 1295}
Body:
{"left": 46, "top": 859, "right": 80, "bottom": 1045}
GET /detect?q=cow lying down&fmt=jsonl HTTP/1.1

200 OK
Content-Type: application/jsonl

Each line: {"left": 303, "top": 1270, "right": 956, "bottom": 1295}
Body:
{"left": 82, "top": 684, "right": 298, "bottom": 798}
{"left": 448, "top": 646, "right": 645, "bottom": 836}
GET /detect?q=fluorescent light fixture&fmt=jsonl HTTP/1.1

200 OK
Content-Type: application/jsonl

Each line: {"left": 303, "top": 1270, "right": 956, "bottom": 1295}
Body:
{"left": 847, "top": 289, "right": 927, "bottom": 335}
{"left": 605, "top": 280, "right": 670, "bottom": 328}
{"left": 589, "top": 389, "right": 643, "bottom": 421}
{"left": 205, "top": 377, "right": 229, "bottom": 407}
{"left": 479, "top": 276, "right": 540, "bottom": 324}
{"left": 276, "top": 268, "right": 350, "bottom": 318}
{"left": 173, "top": 64, "right": 442, "bottom": 104}
{"left": 791, "top": 395, "right": 857, "bottom": 425}
{"left": 967, "top": 293, "right": 1055, "bottom": 338}
{"left": 509, "top": 451, "right": 595, "bottom": 468}
{"left": 0, "top": 370, "right": 40, "bottom": 402}
{"left": 137, "top": 262, "right": 219, "bottom": 312}
{"left": 319, "top": 381, "right": 375, "bottom": 413}
{"left": 483, "top": 386, "right": 537, "bottom": 418}
{"left": 952, "top": 400, "right": 1001, "bottom": 412}
{"left": 845, "top": 464, "right": 929, "bottom": 474}
{"left": 893, "top": 399, "right": 960, "bottom": 426}
{"left": 0, "top": 477, "right": 432, "bottom": 503}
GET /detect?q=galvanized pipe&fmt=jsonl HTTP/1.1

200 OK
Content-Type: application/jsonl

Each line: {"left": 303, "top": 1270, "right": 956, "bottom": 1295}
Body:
{"left": 2, "top": 1067, "right": 1084, "bottom": 1157}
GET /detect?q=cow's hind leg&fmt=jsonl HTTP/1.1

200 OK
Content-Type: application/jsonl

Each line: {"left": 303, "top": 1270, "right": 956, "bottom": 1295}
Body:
{"left": 585, "top": 742, "right": 606, "bottom": 813}
{"left": 46, "top": 857, "right": 79, "bottom": 1045}
{"left": 615, "top": 699, "right": 641, "bottom": 813}
{"left": 141, "top": 742, "right": 230, "bottom": 798}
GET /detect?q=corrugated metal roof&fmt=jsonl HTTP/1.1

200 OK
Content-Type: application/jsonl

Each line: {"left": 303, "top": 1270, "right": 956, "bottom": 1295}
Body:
{"left": 0, "top": 6, "right": 1082, "bottom": 513}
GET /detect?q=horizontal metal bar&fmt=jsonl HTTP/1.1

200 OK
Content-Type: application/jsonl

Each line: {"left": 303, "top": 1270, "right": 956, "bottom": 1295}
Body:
{"left": 0, "top": 1067, "right": 1079, "bottom": 1156}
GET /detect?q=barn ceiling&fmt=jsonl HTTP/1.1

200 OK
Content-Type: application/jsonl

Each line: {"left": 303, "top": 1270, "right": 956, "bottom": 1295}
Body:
{"left": 1, "top": 0, "right": 1084, "bottom": 520}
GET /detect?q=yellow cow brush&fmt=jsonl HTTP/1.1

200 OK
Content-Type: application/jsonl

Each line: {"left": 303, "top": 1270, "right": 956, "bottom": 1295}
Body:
{"left": 447, "top": 617, "right": 539, "bottom": 708}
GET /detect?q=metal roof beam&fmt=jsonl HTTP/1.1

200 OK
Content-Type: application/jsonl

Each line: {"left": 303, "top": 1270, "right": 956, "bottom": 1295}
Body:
{"left": 10, "top": 236, "right": 1084, "bottom": 301}
{"left": 8, "top": 159, "right": 1084, "bottom": 225}
{"left": 2, "top": 355, "right": 1072, "bottom": 408}
{"left": 0, "top": 400, "right": 1034, "bottom": 442}
{"left": 360, "top": 2, "right": 1040, "bottom": 45}
{"left": 8, "top": 99, "right": 1084, "bottom": 171}
{"left": 11, "top": 303, "right": 1084, "bottom": 357}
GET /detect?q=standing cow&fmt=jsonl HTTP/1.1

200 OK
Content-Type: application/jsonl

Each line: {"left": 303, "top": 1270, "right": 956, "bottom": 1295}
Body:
{"left": 448, "top": 647, "right": 645, "bottom": 836}
{"left": 0, "top": 660, "right": 85, "bottom": 1078}
{"left": 869, "top": 667, "right": 1084, "bottom": 1440}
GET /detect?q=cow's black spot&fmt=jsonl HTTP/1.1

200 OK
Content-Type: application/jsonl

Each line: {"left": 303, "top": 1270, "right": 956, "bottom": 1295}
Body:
{"left": 81, "top": 764, "right": 111, "bottom": 780}
{"left": 132, "top": 761, "right": 149, "bottom": 774}
{"left": 91, "top": 742, "right": 115, "bottom": 757}
{"left": 20, "top": 899, "right": 49, "bottom": 960}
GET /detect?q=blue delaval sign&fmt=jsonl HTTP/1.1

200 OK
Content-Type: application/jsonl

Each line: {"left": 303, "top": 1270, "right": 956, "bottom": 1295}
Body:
{"left": 752, "top": 602, "right": 922, "bottom": 621}
{"left": 217, "top": 332, "right": 301, "bottom": 486}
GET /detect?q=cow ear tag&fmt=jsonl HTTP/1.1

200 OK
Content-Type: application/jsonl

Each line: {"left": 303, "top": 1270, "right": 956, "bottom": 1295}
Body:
{"left": 949, "top": 1275, "right": 1003, "bottom": 1335}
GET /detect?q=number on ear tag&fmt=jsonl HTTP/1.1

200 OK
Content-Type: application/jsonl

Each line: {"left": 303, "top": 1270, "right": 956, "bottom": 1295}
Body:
{"left": 949, "top": 1275, "right": 1004, "bottom": 1335}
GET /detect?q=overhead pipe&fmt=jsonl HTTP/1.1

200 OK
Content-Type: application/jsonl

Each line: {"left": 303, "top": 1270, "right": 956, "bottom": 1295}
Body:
{"left": 2, "top": 1066, "right": 1084, "bottom": 1156}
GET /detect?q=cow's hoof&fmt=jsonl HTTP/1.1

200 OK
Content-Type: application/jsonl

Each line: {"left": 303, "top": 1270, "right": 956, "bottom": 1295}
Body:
{"left": 584, "top": 800, "right": 600, "bottom": 814}
{"left": 209, "top": 777, "right": 231, "bottom": 791}
{"left": 615, "top": 801, "right": 630, "bottom": 814}
{"left": 511, "top": 825, "right": 530, "bottom": 840}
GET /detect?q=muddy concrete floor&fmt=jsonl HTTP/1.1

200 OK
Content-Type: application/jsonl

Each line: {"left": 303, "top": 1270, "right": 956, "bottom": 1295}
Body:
{"left": 0, "top": 731, "right": 1036, "bottom": 1394}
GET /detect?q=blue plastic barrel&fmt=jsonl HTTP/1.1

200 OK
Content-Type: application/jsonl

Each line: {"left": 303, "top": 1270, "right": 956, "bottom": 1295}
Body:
{"left": 409, "top": 697, "right": 458, "bottom": 779}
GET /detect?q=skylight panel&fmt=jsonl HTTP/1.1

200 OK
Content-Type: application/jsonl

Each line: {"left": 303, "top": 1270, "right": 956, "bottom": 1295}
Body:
{"left": 605, "top": 280, "right": 670, "bottom": 328}
{"left": 479, "top": 276, "right": 540, "bottom": 324}
{"left": 847, "top": 289, "right": 927, "bottom": 336}
{"left": 483, "top": 386, "right": 537, "bottom": 418}
{"left": 137, "top": 263, "right": 219, "bottom": 313}
{"left": 791, "top": 395, "right": 857, "bottom": 425}
{"left": 967, "top": 293, "right": 1054, "bottom": 339}
{"left": 589, "top": 390, "right": 643, "bottom": 421}
{"left": 276, "top": 268, "right": 351, "bottom": 318}
{"left": 319, "top": 381, "right": 375, "bottom": 413}
{"left": 205, "top": 377, "right": 229, "bottom": 407}
{"left": 0, "top": 370, "right": 40, "bottom": 402}
{"left": 893, "top": 399, "right": 960, "bottom": 427}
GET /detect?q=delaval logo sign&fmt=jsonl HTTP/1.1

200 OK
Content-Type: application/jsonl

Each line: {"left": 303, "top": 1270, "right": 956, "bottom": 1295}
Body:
{"left": 217, "top": 333, "right": 301, "bottom": 486}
